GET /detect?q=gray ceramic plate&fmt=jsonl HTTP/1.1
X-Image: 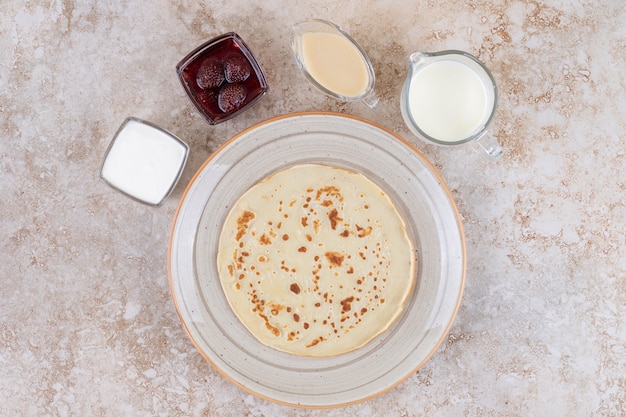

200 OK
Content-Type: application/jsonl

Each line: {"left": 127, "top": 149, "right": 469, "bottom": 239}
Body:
{"left": 168, "top": 112, "right": 465, "bottom": 408}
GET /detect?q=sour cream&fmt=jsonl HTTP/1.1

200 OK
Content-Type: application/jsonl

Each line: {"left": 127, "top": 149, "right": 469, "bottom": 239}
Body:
{"left": 101, "top": 118, "right": 189, "bottom": 206}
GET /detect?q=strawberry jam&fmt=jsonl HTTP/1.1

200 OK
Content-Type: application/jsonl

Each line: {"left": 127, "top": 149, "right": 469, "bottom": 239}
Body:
{"left": 177, "top": 33, "right": 268, "bottom": 125}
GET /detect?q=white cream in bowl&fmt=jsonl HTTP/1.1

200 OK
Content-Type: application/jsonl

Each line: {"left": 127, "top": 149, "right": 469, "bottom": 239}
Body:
{"left": 101, "top": 118, "right": 189, "bottom": 206}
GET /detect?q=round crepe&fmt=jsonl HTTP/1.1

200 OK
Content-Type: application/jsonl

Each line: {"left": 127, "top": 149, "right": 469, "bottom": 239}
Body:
{"left": 216, "top": 164, "right": 415, "bottom": 356}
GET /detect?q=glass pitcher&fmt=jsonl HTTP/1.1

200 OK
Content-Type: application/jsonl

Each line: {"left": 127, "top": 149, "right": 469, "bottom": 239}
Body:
{"left": 400, "top": 50, "right": 503, "bottom": 160}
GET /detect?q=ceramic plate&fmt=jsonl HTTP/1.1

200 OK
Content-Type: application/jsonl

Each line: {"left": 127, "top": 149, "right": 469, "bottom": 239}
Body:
{"left": 168, "top": 112, "right": 465, "bottom": 408}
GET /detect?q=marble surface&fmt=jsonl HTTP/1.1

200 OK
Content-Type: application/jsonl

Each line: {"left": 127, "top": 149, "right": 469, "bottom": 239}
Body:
{"left": 1, "top": 0, "right": 624, "bottom": 415}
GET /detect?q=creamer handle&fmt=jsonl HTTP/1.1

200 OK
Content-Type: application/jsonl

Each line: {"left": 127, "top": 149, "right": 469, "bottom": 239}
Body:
{"left": 361, "top": 89, "right": 379, "bottom": 109}
{"left": 475, "top": 131, "right": 504, "bottom": 160}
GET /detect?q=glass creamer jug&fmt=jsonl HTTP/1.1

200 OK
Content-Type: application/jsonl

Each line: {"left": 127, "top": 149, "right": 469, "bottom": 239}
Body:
{"left": 400, "top": 50, "right": 503, "bottom": 160}
{"left": 291, "top": 19, "right": 379, "bottom": 108}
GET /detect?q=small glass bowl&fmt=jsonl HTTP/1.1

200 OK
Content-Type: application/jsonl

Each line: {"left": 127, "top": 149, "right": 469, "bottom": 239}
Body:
{"left": 176, "top": 33, "right": 269, "bottom": 125}
{"left": 100, "top": 117, "right": 189, "bottom": 206}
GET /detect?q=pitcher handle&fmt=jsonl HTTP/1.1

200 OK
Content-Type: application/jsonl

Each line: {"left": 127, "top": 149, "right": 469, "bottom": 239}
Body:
{"left": 474, "top": 131, "right": 504, "bottom": 160}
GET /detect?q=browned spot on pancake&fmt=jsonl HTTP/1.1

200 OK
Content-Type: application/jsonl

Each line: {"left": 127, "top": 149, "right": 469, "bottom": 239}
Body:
{"left": 236, "top": 210, "right": 255, "bottom": 241}
{"left": 321, "top": 200, "right": 333, "bottom": 207}
{"left": 301, "top": 216, "right": 308, "bottom": 227}
{"left": 282, "top": 234, "right": 289, "bottom": 241}
{"left": 293, "top": 313, "right": 300, "bottom": 322}
{"left": 290, "top": 283, "right": 301, "bottom": 294}
{"left": 356, "top": 224, "right": 373, "bottom": 238}
{"left": 325, "top": 251, "right": 344, "bottom": 267}
{"left": 259, "top": 313, "right": 280, "bottom": 337}
{"left": 280, "top": 260, "right": 293, "bottom": 273}
{"left": 306, "top": 336, "right": 326, "bottom": 348}
{"left": 340, "top": 296, "right": 355, "bottom": 313}
{"left": 340, "top": 229, "right": 350, "bottom": 237}
{"left": 233, "top": 249, "right": 243, "bottom": 269}
{"left": 313, "top": 219, "right": 321, "bottom": 233}
{"left": 259, "top": 234, "right": 271, "bottom": 245}
{"left": 315, "top": 186, "right": 343, "bottom": 201}
{"left": 298, "top": 246, "right": 307, "bottom": 253}
{"left": 328, "top": 208, "right": 342, "bottom": 230}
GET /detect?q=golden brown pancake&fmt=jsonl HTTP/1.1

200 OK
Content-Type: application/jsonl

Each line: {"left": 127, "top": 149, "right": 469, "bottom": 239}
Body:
{"left": 217, "top": 164, "right": 415, "bottom": 356}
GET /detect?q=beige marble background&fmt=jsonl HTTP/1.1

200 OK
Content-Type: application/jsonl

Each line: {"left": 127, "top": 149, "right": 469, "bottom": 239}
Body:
{"left": 1, "top": 0, "right": 625, "bottom": 416}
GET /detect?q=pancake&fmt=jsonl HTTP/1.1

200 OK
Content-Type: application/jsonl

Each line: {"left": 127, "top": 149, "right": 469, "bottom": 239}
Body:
{"left": 216, "top": 164, "right": 415, "bottom": 356}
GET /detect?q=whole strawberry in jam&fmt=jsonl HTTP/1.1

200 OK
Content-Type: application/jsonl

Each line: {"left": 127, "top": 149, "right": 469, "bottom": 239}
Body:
{"left": 196, "top": 58, "right": 225, "bottom": 89}
{"left": 196, "top": 89, "right": 219, "bottom": 113}
{"left": 224, "top": 53, "right": 252, "bottom": 83}
{"left": 218, "top": 83, "right": 247, "bottom": 113}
